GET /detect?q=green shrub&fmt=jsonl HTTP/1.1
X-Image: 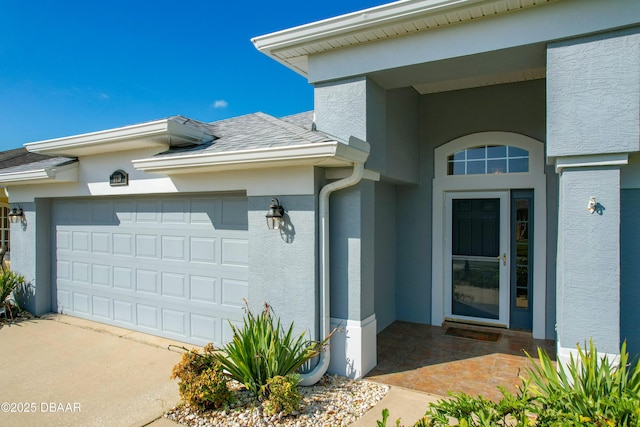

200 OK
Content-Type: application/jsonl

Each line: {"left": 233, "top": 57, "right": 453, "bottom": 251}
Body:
{"left": 262, "top": 374, "right": 302, "bottom": 416}
{"left": 377, "top": 339, "right": 640, "bottom": 427}
{"left": 170, "top": 344, "right": 234, "bottom": 410}
{"left": 212, "top": 302, "right": 330, "bottom": 398}
{"left": 0, "top": 270, "right": 25, "bottom": 318}
{"left": 526, "top": 340, "right": 640, "bottom": 426}
{"left": 423, "top": 385, "right": 535, "bottom": 427}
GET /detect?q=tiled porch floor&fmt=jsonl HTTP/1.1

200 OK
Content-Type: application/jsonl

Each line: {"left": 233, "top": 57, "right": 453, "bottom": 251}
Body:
{"left": 365, "top": 321, "right": 556, "bottom": 402}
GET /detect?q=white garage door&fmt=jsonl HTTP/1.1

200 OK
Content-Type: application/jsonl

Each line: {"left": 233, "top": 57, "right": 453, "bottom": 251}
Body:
{"left": 53, "top": 194, "right": 249, "bottom": 346}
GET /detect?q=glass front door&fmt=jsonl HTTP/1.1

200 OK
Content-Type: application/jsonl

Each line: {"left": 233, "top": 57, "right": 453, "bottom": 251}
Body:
{"left": 445, "top": 192, "right": 509, "bottom": 325}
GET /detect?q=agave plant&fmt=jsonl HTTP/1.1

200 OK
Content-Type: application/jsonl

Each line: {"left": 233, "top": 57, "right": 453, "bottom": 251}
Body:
{"left": 0, "top": 270, "right": 25, "bottom": 319}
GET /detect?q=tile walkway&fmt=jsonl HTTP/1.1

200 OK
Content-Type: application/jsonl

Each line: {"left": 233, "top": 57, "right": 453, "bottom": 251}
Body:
{"left": 366, "top": 321, "right": 556, "bottom": 402}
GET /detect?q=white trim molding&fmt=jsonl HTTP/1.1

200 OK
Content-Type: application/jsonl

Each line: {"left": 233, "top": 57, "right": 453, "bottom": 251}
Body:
{"left": 328, "top": 314, "right": 377, "bottom": 379}
{"left": 25, "top": 117, "right": 213, "bottom": 157}
{"left": 0, "top": 162, "right": 78, "bottom": 186}
{"left": 432, "top": 132, "right": 547, "bottom": 339}
{"left": 556, "top": 344, "right": 620, "bottom": 374}
{"left": 132, "top": 141, "right": 370, "bottom": 174}
{"left": 554, "top": 153, "right": 629, "bottom": 173}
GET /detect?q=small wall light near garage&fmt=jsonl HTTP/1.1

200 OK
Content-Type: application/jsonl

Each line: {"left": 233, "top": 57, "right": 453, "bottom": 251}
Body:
{"left": 8, "top": 207, "right": 24, "bottom": 224}
{"left": 265, "top": 198, "right": 285, "bottom": 230}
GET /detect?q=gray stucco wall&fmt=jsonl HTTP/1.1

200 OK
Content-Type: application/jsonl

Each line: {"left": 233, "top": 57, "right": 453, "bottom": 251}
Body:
{"left": 374, "top": 182, "right": 396, "bottom": 332}
{"left": 556, "top": 167, "right": 621, "bottom": 353}
{"left": 620, "top": 189, "right": 640, "bottom": 358}
{"left": 11, "top": 200, "right": 52, "bottom": 315}
{"left": 547, "top": 28, "right": 640, "bottom": 158}
{"left": 315, "top": 76, "right": 380, "bottom": 324}
{"left": 328, "top": 181, "right": 376, "bottom": 322}
{"left": 422, "top": 79, "right": 546, "bottom": 144}
{"left": 247, "top": 195, "right": 319, "bottom": 339}
{"left": 315, "top": 77, "right": 367, "bottom": 142}
{"left": 386, "top": 88, "right": 420, "bottom": 184}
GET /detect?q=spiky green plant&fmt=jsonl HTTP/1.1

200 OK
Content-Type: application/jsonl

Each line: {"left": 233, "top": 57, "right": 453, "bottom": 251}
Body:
{"left": 526, "top": 340, "right": 640, "bottom": 426}
{"left": 212, "top": 302, "right": 331, "bottom": 398}
{"left": 0, "top": 270, "right": 25, "bottom": 319}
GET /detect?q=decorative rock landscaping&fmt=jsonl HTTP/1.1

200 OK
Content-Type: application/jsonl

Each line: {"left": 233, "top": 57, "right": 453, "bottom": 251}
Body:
{"left": 166, "top": 374, "right": 389, "bottom": 427}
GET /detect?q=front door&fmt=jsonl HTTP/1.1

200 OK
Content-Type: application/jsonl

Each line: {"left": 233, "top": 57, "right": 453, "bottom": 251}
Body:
{"left": 445, "top": 192, "right": 509, "bottom": 326}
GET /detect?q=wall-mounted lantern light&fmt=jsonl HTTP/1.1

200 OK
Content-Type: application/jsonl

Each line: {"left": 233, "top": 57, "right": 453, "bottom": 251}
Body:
{"left": 265, "top": 198, "right": 285, "bottom": 230}
{"left": 587, "top": 196, "right": 597, "bottom": 214}
{"left": 8, "top": 207, "right": 24, "bottom": 224}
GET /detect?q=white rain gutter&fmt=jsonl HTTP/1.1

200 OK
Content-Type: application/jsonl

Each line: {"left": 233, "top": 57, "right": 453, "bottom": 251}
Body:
{"left": 300, "top": 149, "right": 368, "bottom": 385}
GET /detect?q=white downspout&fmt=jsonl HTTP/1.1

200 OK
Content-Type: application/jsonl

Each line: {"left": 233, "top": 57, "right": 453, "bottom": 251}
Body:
{"left": 299, "top": 161, "right": 366, "bottom": 386}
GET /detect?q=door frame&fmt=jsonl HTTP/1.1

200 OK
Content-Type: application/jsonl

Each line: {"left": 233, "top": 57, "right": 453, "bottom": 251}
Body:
{"left": 431, "top": 132, "right": 547, "bottom": 338}
{"left": 444, "top": 191, "right": 510, "bottom": 326}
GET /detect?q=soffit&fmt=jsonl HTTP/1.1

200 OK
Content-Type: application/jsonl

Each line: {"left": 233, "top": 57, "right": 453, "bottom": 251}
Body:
{"left": 253, "top": 0, "right": 556, "bottom": 77}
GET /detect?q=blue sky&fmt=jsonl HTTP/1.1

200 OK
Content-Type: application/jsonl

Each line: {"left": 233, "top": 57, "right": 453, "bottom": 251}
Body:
{"left": 0, "top": 0, "right": 389, "bottom": 151}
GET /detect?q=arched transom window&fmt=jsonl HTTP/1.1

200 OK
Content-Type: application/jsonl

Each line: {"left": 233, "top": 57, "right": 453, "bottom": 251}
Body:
{"left": 447, "top": 145, "right": 529, "bottom": 175}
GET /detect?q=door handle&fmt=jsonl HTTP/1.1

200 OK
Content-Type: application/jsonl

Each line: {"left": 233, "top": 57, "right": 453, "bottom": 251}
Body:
{"left": 497, "top": 252, "right": 507, "bottom": 266}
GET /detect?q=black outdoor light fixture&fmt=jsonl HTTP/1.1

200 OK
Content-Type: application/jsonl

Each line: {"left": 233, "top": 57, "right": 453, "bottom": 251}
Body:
{"left": 265, "top": 198, "right": 284, "bottom": 230}
{"left": 8, "top": 206, "right": 24, "bottom": 224}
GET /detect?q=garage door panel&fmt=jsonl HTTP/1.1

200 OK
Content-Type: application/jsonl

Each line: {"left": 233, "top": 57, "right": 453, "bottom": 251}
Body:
{"left": 190, "top": 276, "right": 217, "bottom": 303}
{"left": 221, "top": 197, "right": 249, "bottom": 229}
{"left": 162, "top": 308, "right": 186, "bottom": 335}
{"left": 221, "top": 279, "right": 248, "bottom": 307}
{"left": 137, "top": 304, "right": 159, "bottom": 329}
{"left": 113, "top": 300, "right": 134, "bottom": 324}
{"left": 54, "top": 195, "right": 249, "bottom": 346}
{"left": 162, "top": 236, "right": 187, "bottom": 260}
{"left": 92, "top": 232, "right": 111, "bottom": 254}
{"left": 136, "top": 234, "right": 159, "bottom": 258}
{"left": 135, "top": 269, "right": 159, "bottom": 294}
{"left": 72, "top": 231, "right": 90, "bottom": 252}
{"left": 189, "top": 237, "right": 217, "bottom": 264}
{"left": 92, "top": 264, "right": 111, "bottom": 287}
{"left": 136, "top": 200, "right": 161, "bottom": 223}
{"left": 113, "top": 267, "right": 133, "bottom": 290}
{"left": 113, "top": 233, "right": 134, "bottom": 256}
{"left": 72, "top": 262, "right": 90, "bottom": 283}
{"left": 191, "top": 314, "right": 219, "bottom": 343}
{"left": 92, "top": 296, "right": 111, "bottom": 319}
{"left": 162, "top": 199, "right": 189, "bottom": 224}
{"left": 161, "top": 272, "right": 187, "bottom": 299}
{"left": 221, "top": 238, "right": 248, "bottom": 266}
{"left": 73, "top": 292, "right": 91, "bottom": 314}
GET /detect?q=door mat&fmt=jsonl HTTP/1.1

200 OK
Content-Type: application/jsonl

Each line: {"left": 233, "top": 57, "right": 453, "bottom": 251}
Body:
{"left": 445, "top": 327, "right": 501, "bottom": 342}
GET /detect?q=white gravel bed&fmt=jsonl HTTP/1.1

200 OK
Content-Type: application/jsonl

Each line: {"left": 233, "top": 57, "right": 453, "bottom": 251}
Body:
{"left": 165, "top": 375, "right": 389, "bottom": 427}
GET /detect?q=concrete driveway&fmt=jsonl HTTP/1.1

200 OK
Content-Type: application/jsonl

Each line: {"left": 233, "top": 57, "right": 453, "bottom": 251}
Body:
{"left": 0, "top": 314, "right": 188, "bottom": 427}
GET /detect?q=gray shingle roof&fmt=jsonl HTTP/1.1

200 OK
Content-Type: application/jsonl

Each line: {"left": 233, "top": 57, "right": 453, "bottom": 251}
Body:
{"left": 0, "top": 111, "right": 329, "bottom": 175}
{"left": 153, "top": 111, "right": 331, "bottom": 158}
{"left": 0, "top": 147, "right": 76, "bottom": 175}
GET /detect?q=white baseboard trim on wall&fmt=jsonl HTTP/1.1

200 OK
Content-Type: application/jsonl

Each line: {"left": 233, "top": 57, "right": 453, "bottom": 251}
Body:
{"left": 328, "top": 314, "right": 377, "bottom": 379}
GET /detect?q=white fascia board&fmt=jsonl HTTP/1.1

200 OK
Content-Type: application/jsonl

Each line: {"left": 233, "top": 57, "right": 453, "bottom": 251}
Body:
{"left": 252, "top": 0, "right": 504, "bottom": 76}
{"left": 132, "top": 141, "right": 369, "bottom": 174}
{"left": 25, "top": 118, "right": 212, "bottom": 157}
{"left": 0, "top": 162, "right": 78, "bottom": 185}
